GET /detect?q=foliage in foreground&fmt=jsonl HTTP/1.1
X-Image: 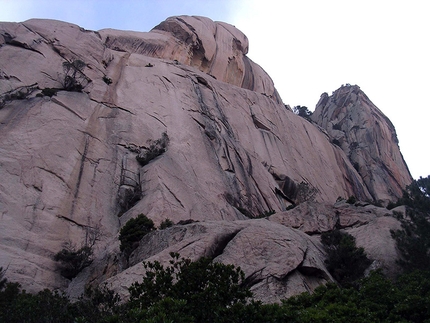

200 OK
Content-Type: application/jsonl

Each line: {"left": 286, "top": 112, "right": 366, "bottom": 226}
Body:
{"left": 2, "top": 262, "right": 430, "bottom": 322}
{"left": 2, "top": 176, "right": 430, "bottom": 321}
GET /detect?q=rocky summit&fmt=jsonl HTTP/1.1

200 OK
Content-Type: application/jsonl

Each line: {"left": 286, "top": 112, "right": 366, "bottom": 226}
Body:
{"left": 0, "top": 16, "right": 412, "bottom": 302}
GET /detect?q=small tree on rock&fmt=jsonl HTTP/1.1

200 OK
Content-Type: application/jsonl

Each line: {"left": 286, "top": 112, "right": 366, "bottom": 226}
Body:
{"left": 119, "top": 214, "right": 155, "bottom": 258}
{"left": 62, "top": 59, "right": 89, "bottom": 91}
{"left": 293, "top": 106, "right": 313, "bottom": 119}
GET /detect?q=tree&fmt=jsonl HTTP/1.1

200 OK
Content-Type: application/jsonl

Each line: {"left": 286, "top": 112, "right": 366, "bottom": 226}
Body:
{"left": 391, "top": 176, "right": 430, "bottom": 272}
{"left": 54, "top": 227, "right": 99, "bottom": 279}
{"left": 127, "top": 253, "right": 252, "bottom": 322}
{"left": 54, "top": 243, "right": 93, "bottom": 280}
{"left": 159, "top": 218, "right": 174, "bottom": 229}
{"left": 62, "top": 59, "right": 89, "bottom": 91}
{"left": 293, "top": 106, "right": 313, "bottom": 119}
{"left": 119, "top": 213, "right": 155, "bottom": 258}
{"left": 321, "top": 230, "right": 372, "bottom": 287}
{"left": 136, "top": 132, "right": 170, "bottom": 166}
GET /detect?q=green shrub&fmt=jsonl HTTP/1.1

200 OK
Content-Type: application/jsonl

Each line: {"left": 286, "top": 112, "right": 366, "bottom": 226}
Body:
{"left": 119, "top": 214, "right": 155, "bottom": 257}
{"left": 41, "top": 88, "right": 58, "bottom": 97}
{"left": 321, "top": 230, "right": 372, "bottom": 287}
{"left": 391, "top": 176, "right": 430, "bottom": 272}
{"left": 159, "top": 218, "right": 174, "bottom": 229}
{"left": 54, "top": 244, "right": 93, "bottom": 279}
{"left": 62, "top": 59, "right": 89, "bottom": 91}
{"left": 296, "top": 181, "right": 318, "bottom": 204}
{"left": 127, "top": 253, "right": 251, "bottom": 322}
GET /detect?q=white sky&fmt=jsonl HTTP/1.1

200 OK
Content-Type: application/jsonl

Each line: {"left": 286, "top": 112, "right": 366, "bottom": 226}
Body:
{"left": 0, "top": 0, "right": 428, "bottom": 179}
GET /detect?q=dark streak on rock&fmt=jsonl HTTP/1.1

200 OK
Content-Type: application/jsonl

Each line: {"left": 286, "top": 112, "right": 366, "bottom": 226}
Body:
{"left": 70, "top": 134, "right": 89, "bottom": 216}
{"left": 162, "top": 183, "right": 185, "bottom": 209}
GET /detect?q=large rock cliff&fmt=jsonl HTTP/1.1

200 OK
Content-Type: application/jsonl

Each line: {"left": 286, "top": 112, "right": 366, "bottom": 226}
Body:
{"left": 0, "top": 16, "right": 412, "bottom": 302}
{"left": 312, "top": 85, "right": 412, "bottom": 202}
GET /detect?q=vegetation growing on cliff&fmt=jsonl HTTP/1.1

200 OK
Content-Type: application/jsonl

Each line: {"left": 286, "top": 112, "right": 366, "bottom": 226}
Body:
{"left": 293, "top": 105, "right": 313, "bottom": 119}
{"left": 119, "top": 213, "right": 155, "bottom": 258}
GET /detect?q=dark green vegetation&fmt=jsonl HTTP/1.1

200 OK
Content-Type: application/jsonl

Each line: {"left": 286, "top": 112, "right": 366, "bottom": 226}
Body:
{"left": 3, "top": 256, "right": 430, "bottom": 322}
{"left": 54, "top": 244, "right": 93, "bottom": 280}
{"left": 37, "top": 59, "right": 90, "bottom": 97}
{"left": 321, "top": 230, "right": 372, "bottom": 287}
{"left": 391, "top": 175, "right": 430, "bottom": 272}
{"left": 119, "top": 213, "right": 155, "bottom": 257}
{"left": 62, "top": 59, "right": 89, "bottom": 91}
{"left": 127, "top": 253, "right": 251, "bottom": 322}
{"left": 40, "top": 87, "right": 58, "bottom": 97}
{"left": 159, "top": 218, "right": 174, "bottom": 229}
{"left": 2, "top": 176, "right": 429, "bottom": 322}
{"left": 346, "top": 195, "right": 357, "bottom": 204}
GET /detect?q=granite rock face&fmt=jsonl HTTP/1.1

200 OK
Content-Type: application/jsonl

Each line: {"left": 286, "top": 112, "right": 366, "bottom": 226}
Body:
{"left": 0, "top": 16, "right": 411, "bottom": 301}
{"left": 311, "top": 85, "right": 412, "bottom": 202}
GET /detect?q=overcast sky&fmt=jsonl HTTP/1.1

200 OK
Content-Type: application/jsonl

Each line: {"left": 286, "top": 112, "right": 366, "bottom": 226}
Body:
{"left": 1, "top": 0, "right": 428, "bottom": 179}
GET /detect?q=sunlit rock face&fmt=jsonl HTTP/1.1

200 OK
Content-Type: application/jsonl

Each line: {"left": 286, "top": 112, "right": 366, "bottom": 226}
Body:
{"left": 0, "top": 16, "right": 411, "bottom": 301}
{"left": 311, "top": 85, "right": 412, "bottom": 203}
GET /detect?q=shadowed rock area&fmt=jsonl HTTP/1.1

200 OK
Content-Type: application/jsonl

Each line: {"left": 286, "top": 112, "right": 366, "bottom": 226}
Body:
{"left": 0, "top": 16, "right": 411, "bottom": 302}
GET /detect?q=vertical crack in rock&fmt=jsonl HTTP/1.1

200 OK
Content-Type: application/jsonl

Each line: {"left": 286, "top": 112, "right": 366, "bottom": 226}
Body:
{"left": 70, "top": 134, "right": 89, "bottom": 216}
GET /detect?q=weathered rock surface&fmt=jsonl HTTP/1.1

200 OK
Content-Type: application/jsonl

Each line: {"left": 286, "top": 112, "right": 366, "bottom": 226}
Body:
{"left": 93, "top": 220, "right": 331, "bottom": 304}
{"left": 312, "top": 85, "right": 413, "bottom": 202}
{"left": 0, "top": 16, "right": 411, "bottom": 301}
{"left": 269, "top": 201, "right": 402, "bottom": 277}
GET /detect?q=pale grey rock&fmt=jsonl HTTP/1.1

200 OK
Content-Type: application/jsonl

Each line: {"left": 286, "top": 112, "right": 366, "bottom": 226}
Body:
{"left": 100, "top": 220, "right": 331, "bottom": 304}
{"left": 269, "top": 201, "right": 402, "bottom": 277}
{"left": 0, "top": 16, "right": 410, "bottom": 300}
{"left": 312, "top": 85, "right": 413, "bottom": 202}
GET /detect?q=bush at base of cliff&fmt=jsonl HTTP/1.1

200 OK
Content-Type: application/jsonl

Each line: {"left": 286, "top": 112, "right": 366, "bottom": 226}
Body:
{"left": 321, "top": 230, "right": 371, "bottom": 287}
{"left": 119, "top": 213, "right": 155, "bottom": 257}
{"left": 391, "top": 175, "right": 430, "bottom": 272}
{"left": 126, "top": 252, "right": 252, "bottom": 322}
{"left": 3, "top": 257, "right": 430, "bottom": 322}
